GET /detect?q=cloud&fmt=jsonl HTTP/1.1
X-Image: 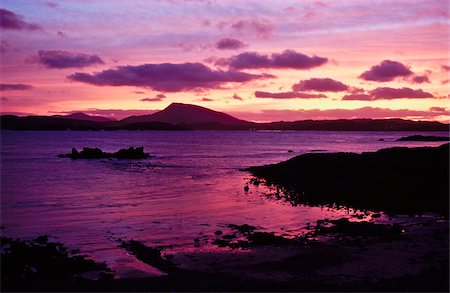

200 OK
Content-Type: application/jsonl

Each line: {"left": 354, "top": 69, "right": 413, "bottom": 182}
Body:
{"left": 217, "top": 50, "right": 327, "bottom": 70}
{"left": 45, "top": 2, "right": 58, "bottom": 8}
{"left": 0, "top": 83, "right": 33, "bottom": 91}
{"left": 0, "top": 9, "right": 41, "bottom": 30}
{"left": 227, "top": 19, "right": 274, "bottom": 38}
{"left": 341, "top": 94, "right": 372, "bottom": 100}
{"left": 133, "top": 91, "right": 146, "bottom": 94}
{"left": 1, "top": 40, "right": 10, "bottom": 54}
{"left": 292, "top": 78, "right": 348, "bottom": 92}
{"left": 0, "top": 111, "right": 37, "bottom": 116}
{"left": 430, "top": 107, "right": 447, "bottom": 112}
{"left": 315, "top": 1, "right": 328, "bottom": 7}
{"left": 342, "top": 87, "right": 435, "bottom": 100}
{"left": 232, "top": 93, "right": 243, "bottom": 100}
{"left": 200, "top": 97, "right": 214, "bottom": 101}
{"left": 1, "top": 97, "right": 9, "bottom": 101}
{"left": 370, "top": 87, "right": 434, "bottom": 99}
{"left": 215, "top": 38, "right": 246, "bottom": 50}
{"left": 175, "top": 42, "right": 211, "bottom": 52}
{"left": 229, "top": 107, "right": 448, "bottom": 122}
{"left": 255, "top": 91, "right": 327, "bottom": 99}
{"left": 69, "top": 62, "right": 273, "bottom": 92}
{"left": 36, "top": 50, "right": 104, "bottom": 69}
{"left": 410, "top": 75, "right": 430, "bottom": 84}
{"left": 359, "top": 60, "right": 413, "bottom": 82}
{"left": 347, "top": 86, "right": 365, "bottom": 94}
{"left": 57, "top": 31, "right": 67, "bottom": 38}
{"left": 140, "top": 94, "right": 167, "bottom": 102}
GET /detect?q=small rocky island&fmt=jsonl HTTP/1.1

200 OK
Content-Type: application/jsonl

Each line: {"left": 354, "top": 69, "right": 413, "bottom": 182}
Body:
{"left": 58, "top": 147, "right": 150, "bottom": 159}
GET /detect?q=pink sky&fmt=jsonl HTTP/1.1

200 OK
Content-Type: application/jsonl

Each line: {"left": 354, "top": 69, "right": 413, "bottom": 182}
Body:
{"left": 0, "top": 0, "right": 449, "bottom": 122}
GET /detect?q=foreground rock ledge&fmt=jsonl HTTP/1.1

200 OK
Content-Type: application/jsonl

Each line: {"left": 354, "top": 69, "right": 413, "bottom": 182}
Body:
{"left": 245, "top": 143, "right": 449, "bottom": 216}
{"left": 58, "top": 147, "right": 150, "bottom": 159}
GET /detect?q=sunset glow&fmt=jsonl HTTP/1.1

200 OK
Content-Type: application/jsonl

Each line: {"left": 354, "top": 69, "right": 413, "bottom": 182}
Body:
{"left": 1, "top": 0, "right": 449, "bottom": 121}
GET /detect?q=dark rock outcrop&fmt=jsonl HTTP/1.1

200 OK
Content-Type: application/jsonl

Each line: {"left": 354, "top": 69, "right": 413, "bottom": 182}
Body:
{"left": 118, "top": 240, "right": 177, "bottom": 273}
{"left": 314, "top": 218, "right": 403, "bottom": 237}
{"left": 1, "top": 236, "right": 113, "bottom": 290}
{"left": 58, "top": 147, "right": 150, "bottom": 159}
{"left": 245, "top": 143, "right": 449, "bottom": 216}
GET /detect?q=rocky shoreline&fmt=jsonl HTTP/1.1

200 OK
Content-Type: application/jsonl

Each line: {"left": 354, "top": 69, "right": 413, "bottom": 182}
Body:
{"left": 245, "top": 143, "right": 449, "bottom": 216}
{"left": 2, "top": 213, "right": 448, "bottom": 292}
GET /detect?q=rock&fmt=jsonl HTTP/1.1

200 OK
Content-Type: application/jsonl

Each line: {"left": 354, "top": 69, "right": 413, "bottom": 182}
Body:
{"left": 315, "top": 218, "right": 404, "bottom": 237}
{"left": 113, "top": 146, "right": 149, "bottom": 159}
{"left": 248, "top": 232, "right": 293, "bottom": 245}
{"left": 212, "top": 239, "right": 230, "bottom": 247}
{"left": 244, "top": 143, "right": 449, "bottom": 216}
{"left": 58, "top": 146, "right": 150, "bottom": 159}
{"left": 1, "top": 236, "right": 113, "bottom": 287}
{"left": 227, "top": 224, "right": 257, "bottom": 234}
{"left": 118, "top": 239, "right": 177, "bottom": 273}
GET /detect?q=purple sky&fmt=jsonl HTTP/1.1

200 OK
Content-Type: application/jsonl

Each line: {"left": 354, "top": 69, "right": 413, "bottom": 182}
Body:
{"left": 0, "top": 0, "right": 448, "bottom": 121}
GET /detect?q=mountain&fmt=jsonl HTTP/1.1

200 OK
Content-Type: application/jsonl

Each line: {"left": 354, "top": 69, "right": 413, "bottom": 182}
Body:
{"left": 0, "top": 115, "right": 106, "bottom": 130}
{"left": 53, "top": 112, "right": 114, "bottom": 122}
{"left": 1, "top": 103, "right": 448, "bottom": 131}
{"left": 0, "top": 115, "right": 185, "bottom": 130}
{"left": 121, "top": 103, "right": 251, "bottom": 126}
{"left": 258, "top": 118, "right": 449, "bottom": 131}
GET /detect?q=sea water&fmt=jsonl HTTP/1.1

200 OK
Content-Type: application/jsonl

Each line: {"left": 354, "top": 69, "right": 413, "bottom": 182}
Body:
{"left": 1, "top": 130, "right": 447, "bottom": 276}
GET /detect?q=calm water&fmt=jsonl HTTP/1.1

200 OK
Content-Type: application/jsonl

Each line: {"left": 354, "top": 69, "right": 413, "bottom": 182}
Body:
{"left": 1, "top": 130, "right": 447, "bottom": 277}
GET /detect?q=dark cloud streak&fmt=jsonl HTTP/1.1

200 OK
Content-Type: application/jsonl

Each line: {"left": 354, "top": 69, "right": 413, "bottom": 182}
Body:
{"left": 140, "top": 94, "right": 167, "bottom": 102}
{"left": 359, "top": 60, "right": 413, "bottom": 82}
{"left": 69, "top": 62, "right": 274, "bottom": 92}
{"left": 342, "top": 87, "right": 435, "bottom": 100}
{"left": 215, "top": 38, "right": 246, "bottom": 50}
{"left": 0, "top": 9, "right": 41, "bottom": 30}
{"left": 0, "top": 83, "right": 33, "bottom": 91}
{"left": 292, "top": 78, "right": 348, "bottom": 92}
{"left": 37, "top": 50, "right": 104, "bottom": 68}
{"left": 217, "top": 50, "right": 327, "bottom": 70}
{"left": 255, "top": 91, "right": 327, "bottom": 99}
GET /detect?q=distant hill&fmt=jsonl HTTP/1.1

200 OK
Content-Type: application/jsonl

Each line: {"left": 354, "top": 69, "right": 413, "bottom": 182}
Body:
{"left": 0, "top": 115, "right": 184, "bottom": 130}
{"left": 258, "top": 118, "right": 449, "bottom": 131}
{"left": 121, "top": 103, "right": 251, "bottom": 126}
{"left": 1, "top": 103, "right": 448, "bottom": 131}
{"left": 53, "top": 112, "right": 115, "bottom": 123}
{"left": 0, "top": 115, "right": 106, "bottom": 130}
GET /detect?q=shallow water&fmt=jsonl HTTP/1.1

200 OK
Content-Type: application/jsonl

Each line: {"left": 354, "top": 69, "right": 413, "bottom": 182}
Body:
{"left": 1, "top": 130, "right": 447, "bottom": 276}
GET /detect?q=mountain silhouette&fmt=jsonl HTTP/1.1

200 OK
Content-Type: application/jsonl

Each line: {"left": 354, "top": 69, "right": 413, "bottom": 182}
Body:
{"left": 1, "top": 103, "right": 448, "bottom": 131}
{"left": 121, "top": 103, "right": 249, "bottom": 125}
{"left": 53, "top": 112, "right": 115, "bottom": 122}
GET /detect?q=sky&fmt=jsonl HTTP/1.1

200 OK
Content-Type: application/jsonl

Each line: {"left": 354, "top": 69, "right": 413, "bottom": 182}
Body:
{"left": 0, "top": 0, "right": 449, "bottom": 122}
